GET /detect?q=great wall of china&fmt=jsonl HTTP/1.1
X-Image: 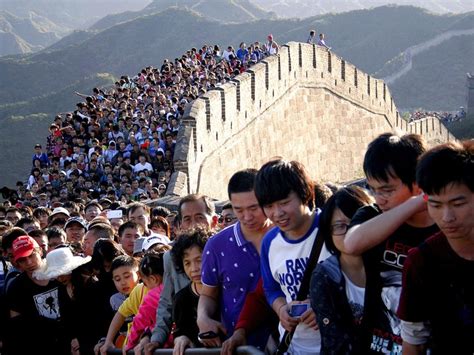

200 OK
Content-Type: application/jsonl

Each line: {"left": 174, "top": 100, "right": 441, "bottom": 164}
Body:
{"left": 169, "top": 42, "right": 454, "bottom": 200}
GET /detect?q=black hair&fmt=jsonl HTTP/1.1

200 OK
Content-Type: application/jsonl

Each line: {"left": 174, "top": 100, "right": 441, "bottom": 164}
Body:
{"left": 222, "top": 202, "right": 233, "bottom": 211}
{"left": 16, "top": 216, "right": 39, "bottom": 230}
{"left": 28, "top": 229, "right": 47, "bottom": 240}
{"left": 33, "top": 207, "right": 51, "bottom": 219}
{"left": 151, "top": 206, "right": 171, "bottom": 218}
{"left": 363, "top": 133, "right": 426, "bottom": 190}
{"left": 87, "top": 222, "right": 115, "bottom": 240}
{"left": 227, "top": 169, "right": 258, "bottom": 200}
{"left": 313, "top": 182, "right": 334, "bottom": 210}
{"left": 127, "top": 202, "right": 149, "bottom": 217}
{"left": 255, "top": 159, "right": 314, "bottom": 207}
{"left": 319, "top": 186, "right": 373, "bottom": 256}
{"left": 139, "top": 253, "right": 165, "bottom": 277}
{"left": 178, "top": 194, "right": 215, "bottom": 216}
{"left": 171, "top": 226, "right": 211, "bottom": 273}
{"left": 118, "top": 221, "right": 139, "bottom": 238}
{"left": 2, "top": 227, "right": 28, "bottom": 251}
{"left": 46, "top": 226, "right": 67, "bottom": 241}
{"left": 91, "top": 239, "right": 125, "bottom": 273}
{"left": 85, "top": 201, "right": 102, "bottom": 212}
{"left": 417, "top": 140, "right": 474, "bottom": 195}
{"left": 111, "top": 255, "right": 139, "bottom": 274}
{"left": 149, "top": 216, "right": 170, "bottom": 238}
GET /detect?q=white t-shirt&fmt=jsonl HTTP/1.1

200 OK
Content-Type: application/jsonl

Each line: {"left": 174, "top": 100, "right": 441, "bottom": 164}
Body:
{"left": 342, "top": 271, "right": 365, "bottom": 321}
{"left": 133, "top": 162, "right": 153, "bottom": 173}
{"left": 261, "top": 212, "right": 330, "bottom": 354}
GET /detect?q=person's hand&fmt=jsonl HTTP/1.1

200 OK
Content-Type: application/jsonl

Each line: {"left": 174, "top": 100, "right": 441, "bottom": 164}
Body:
{"left": 221, "top": 328, "right": 246, "bottom": 355}
{"left": 94, "top": 339, "right": 105, "bottom": 355}
{"left": 278, "top": 303, "right": 299, "bottom": 332}
{"left": 134, "top": 336, "right": 150, "bottom": 355}
{"left": 173, "top": 335, "right": 192, "bottom": 355}
{"left": 144, "top": 341, "right": 160, "bottom": 355}
{"left": 71, "top": 338, "right": 80, "bottom": 355}
{"left": 196, "top": 316, "right": 227, "bottom": 347}
{"left": 99, "top": 340, "right": 114, "bottom": 355}
{"left": 300, "top": 307, "right": 318, "bottom": 330}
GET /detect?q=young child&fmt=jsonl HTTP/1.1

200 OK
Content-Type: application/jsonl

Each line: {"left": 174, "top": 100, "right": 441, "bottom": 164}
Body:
{"left": 99, "top": 255, "right": 143, "bottom": 354}
{"left": 170, "top": 227, "right": 210, "bottom": 355}
{"left": 110, "top": 255, "right": 140, "bottom": 311}
{"left": 125, "top": 252, "right": 166, "bottom": 353}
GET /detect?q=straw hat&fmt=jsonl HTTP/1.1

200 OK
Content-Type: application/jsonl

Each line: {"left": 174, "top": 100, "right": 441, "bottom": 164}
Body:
{"left": 33, "top": 247, "right": 91, "bottom": 280}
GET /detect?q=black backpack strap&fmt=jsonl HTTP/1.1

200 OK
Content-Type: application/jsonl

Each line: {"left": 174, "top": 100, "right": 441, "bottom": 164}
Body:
{"left": 275, "top": 228, "right": 325, "bottom": 354}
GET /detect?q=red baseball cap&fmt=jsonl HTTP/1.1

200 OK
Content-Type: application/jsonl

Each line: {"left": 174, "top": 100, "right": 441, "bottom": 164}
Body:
{"left": 12, "top": 236, "right": 39, "bottom": 262}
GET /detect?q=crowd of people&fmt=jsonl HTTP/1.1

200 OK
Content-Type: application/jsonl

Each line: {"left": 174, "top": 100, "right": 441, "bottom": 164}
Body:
{"left": 9, "top": 35, "right": 281, "bottom": 213}
{"left": 407, "top": 108, "right": 466, "bottom": 123}
{"left": 0, "top": 31, "right": 473, "bottom": 355}
{"left": 0, "top": 131, "right": 473, "bottom": 355}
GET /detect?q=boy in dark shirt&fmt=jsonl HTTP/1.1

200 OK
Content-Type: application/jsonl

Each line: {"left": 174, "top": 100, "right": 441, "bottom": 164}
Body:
{"left": 344, "top": 133, "right": 439, "bottom": 353}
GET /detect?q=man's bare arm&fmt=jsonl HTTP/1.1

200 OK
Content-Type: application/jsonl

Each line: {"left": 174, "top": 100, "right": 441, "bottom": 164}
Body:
{"left": 344, "top": 195, "right": 426, "bottom": 255}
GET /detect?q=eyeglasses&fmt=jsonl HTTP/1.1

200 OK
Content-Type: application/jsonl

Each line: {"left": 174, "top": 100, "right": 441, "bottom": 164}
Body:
{"left": 220, "top": 216, "right": 237, "bottom": 224}
{"left": 365, "top": 182, "right": 405, "bottom": 200}
{"left": 331, "top": 223, "right": 349, "bottom": 236}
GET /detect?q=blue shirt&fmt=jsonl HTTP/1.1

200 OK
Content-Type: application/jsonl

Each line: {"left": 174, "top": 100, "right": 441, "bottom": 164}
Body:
{"left": 236, "top": 48, "right": 249, "bottom": 62}
{"left": 201, "top": 222, "right": 260, "bottom": 335}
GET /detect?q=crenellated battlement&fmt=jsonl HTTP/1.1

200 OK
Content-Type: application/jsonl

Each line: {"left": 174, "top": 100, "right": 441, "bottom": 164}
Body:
{"left": 172, "top": 42, "right": 454, "bottom": 199}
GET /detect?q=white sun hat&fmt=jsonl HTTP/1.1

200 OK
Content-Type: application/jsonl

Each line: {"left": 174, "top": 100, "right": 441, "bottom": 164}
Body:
{"left": 33, "top": 247, "right": 91, "bottom": 280}
{"left": 142, "top": 234, "right": 171, "bottom": 252}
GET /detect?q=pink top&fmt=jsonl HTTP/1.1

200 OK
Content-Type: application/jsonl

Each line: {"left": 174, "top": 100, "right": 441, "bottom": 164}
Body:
{"left": 125, "top": 284, "right": 164, "bottom": 350}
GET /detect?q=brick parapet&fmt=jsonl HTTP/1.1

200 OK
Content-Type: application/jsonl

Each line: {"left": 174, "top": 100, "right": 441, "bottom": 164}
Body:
{"left": 173, "top": 41, "right": 453, "bottom": 198}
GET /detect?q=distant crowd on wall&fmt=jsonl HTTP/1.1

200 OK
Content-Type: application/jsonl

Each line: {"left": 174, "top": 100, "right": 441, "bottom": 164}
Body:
{"left": 1, "top": 133, "right": 473, "bottom": 355}
{"left": 13, "top": 35, "right": 281, "bottom": 211}
{"left": 407, "top": 108, "right": 466, "bottom": 123}
{"left": 6, "top": 29, "right": 337, "bottom": 212}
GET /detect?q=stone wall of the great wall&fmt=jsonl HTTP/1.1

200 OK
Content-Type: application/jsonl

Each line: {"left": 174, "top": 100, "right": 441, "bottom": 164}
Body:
{"left": 172, "top": 42, "right": 454, "bottom": 200}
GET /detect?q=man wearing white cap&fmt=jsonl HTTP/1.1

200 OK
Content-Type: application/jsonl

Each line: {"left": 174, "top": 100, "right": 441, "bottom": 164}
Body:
{"left": 48, "top": 207, "right": 70, "bottom": 225}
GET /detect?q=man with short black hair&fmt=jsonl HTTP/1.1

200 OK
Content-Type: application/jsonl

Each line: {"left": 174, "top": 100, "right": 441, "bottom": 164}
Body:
{"left": 5, "top": 208, "right": 21, "bottom": 225}
{"left": 133, "top": 154, "right": 153, "bottom": 175}
{"left": 32, "top": 144, "right": 49, "bottom": 168}
{"left": 398, "top": 141, "right": 474, "bottom": 354}
{"left": 197, "top": 169, "right": 272, "bottom": 349}
{"left": 83, "top": 223, "right": 114, "bottom": 256}
{"left": 344, "top": 133, "right": 439, "bottom": 353}
{"left": 256, "top": 159, "right": 328, "bottom": 353}
{"left": 84, "top": 202, "right": 102, "bottom": 222}
{"left": 220, "top": 202, "right": 237, "bottom": 228}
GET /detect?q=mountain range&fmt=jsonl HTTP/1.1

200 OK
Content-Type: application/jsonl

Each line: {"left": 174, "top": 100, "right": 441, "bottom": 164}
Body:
{"left": 0, "top": 0, "right": 151, "bottom": 56}
{"left": 0, "top": 3, "right": 473, "bottom": 186}
{"left": 253, "top": 0, "right": 474, "bottom": 18}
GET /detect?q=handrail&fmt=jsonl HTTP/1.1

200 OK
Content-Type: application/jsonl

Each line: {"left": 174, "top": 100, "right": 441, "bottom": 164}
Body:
{"left": 107, "top": 345, "right": 265, "bottom": 354}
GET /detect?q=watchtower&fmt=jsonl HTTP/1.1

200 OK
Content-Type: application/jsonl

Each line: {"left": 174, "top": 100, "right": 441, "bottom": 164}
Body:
{"left": 467, "top": 73, "right": 474, "bottom": 116}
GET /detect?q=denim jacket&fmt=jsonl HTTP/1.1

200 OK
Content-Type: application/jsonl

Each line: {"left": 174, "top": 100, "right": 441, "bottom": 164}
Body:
{"left": 310, "top": 255, "right": 370, "bottom": 355}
